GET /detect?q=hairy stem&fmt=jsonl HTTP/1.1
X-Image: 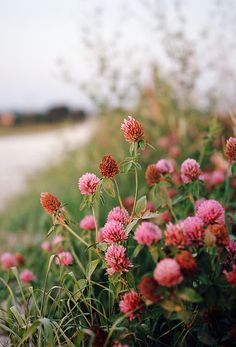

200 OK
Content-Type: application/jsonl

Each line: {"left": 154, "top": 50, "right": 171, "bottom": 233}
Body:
{"left": 63, "top": 223, "right": 89, "bottom": 247}
{"left": 131, "top": 166, "right": 138, "bottom": 220}
{"left": 114, "top": 178, "right": 125, "bottom": 209}
{"left": 92, "top": 205, "right": 99, "bottom": 243}
{"left": 162, "top": 185, "right": 177, "bottom": 222}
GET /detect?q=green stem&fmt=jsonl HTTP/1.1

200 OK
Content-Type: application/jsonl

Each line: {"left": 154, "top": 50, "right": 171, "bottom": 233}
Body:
{"left": 199, "top": 146, "right": 205, "bottom": 166}
{"left": 131, "top": 166, "right": 138, "bottom": 220}
{"left": 69, "top": 241, "right": 86, "bottom": 276}
{"left": 163, "top": 185, "right": 177, "bottom": 222}
{"left": 63, "top": 223, "right": 89, "bottom": 247}
{"left": 14, "top": 270, "right": 27, "bottom": 307}
{"left": 104, "top": 315, "right": 127, "bottom": 347}
{"left": 41, "top": 254, "right": 56, "bottom": 316}
{"left": 188, "top": 192, "right": 195, "bottom": 210}
{"left": 195, "top": 180, "right": 200, "bottom": 200}
{"left": 114, "top": 178, "right": 124, "bottom": 209}
{"left": 168, "top": 202, "right": 177, "bottom": 222}
{"left": 92, "top": 205, "right": 99, "bottom": 243}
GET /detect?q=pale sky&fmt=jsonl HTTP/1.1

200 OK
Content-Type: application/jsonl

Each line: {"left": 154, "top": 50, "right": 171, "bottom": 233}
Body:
{"left": 0, "top": 0, "right": 235, "bottom": 112}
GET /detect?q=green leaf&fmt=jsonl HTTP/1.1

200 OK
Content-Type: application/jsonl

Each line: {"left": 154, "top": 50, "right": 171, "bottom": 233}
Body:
{"left": 133, "top": 244, "right": 142, "bottom": 257}
{"left": 126, "top": 218, "right": 139, "bottom": 233}
{"left": 172, "top": 195, "right": 185, "bottom": 206}
{"left": 100, "top": 195, "right": 105, "bottom": 206}
{"left": 86, "top": 259, "right": 100, "bottom": 280}
{"left": 96, "top": 242, "right": 107, "bottom": 252}
{"left": 74, "top": 279, "right": 87, "bottom": 300}
{"left": 232, "top": 162, "right": 236, "bottom": 175}
{"left": 47, "top": 224, "right": 56, "bottom": 237}
{"left": 76, "top": 278, "right": 87, "bottom": 291}
{"left": 114, "top": 280, "right": 123, "bottom": 297}
{"left": 10, "top": 306, "right": 25, "bottom": 327}
{"left": 177, "top": 288, "right": 203, "bottom": 303}
{"left": 11, "top": 267, "right": 26, "bottom": 304}
{"left": 102, "top": 178, "right": 116, "bottom": 197}
{"left": 18, "top": 320, "right": 40, "bottom": 346}
{"left": 121, "top": 161, "right": 133, "bottom": 174}
{"left": 132, "top": 161, "right": 142, "bottom": 170}
{"left": 138, "top": 139, "right": 146, "bottom": 150}
{"left": 141, "top": 211, "right": 159, "bottom": 219}
{"left": 135, "top": 195, "right": 147, "bottom": 217}
{"left": 38, "top": 318, "right": 54, "bottom": 346}
{"left": 75, "top": 330, "right": 86, "bottom": 345}
{"left": 149, "top": 245, "right": 158, "bottom": 263}
{"left": 80, "top": 196, "right": 88, "bottom": 211}
{"left": 126, "top": 271, "right": 136, "bottom": 287}
{"left": 93, "top": 181, "right": 102, "bottom": 202}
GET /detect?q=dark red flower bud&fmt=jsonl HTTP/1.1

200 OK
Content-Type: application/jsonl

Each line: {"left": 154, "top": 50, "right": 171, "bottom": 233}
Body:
{"left": 99, "top": 155, "right": 118, "bottom": 178}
